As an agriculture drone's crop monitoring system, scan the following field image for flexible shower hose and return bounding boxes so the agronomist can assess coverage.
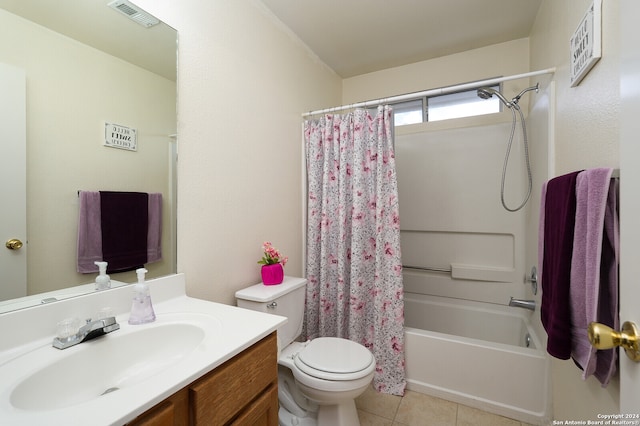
[501,103,532,212]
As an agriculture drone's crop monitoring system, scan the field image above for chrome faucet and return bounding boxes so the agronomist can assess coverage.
[52,317,120,349]
[509,297,536,311]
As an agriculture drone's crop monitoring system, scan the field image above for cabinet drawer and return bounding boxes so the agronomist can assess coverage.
[190,333,277,425]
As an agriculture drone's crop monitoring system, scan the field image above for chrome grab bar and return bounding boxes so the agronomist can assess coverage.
[402,265,451,273]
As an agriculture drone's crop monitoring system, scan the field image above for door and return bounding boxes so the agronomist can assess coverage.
[0,62,27,301]
[619,0,640,411]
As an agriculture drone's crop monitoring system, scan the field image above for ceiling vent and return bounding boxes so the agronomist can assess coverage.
[107,0,160,28]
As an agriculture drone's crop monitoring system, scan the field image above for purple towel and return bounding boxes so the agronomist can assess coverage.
[77,191,103,273]
[570,169,619,386]
[597,178,619,384]
[538,182,547,285]
[100,191,148,273]
[540,171,581,359]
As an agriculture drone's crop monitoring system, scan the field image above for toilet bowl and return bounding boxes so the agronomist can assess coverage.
[236,277,375,426]
[283,338,375,425]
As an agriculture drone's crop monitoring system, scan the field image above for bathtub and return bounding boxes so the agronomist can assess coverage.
[404,292,550,425]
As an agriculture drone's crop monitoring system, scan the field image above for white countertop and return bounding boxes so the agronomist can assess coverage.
[0,274,286,425]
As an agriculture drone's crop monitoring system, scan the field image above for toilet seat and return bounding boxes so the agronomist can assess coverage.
[294,337,375,381]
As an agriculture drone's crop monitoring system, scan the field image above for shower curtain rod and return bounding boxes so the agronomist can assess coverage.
[302,67,556,118]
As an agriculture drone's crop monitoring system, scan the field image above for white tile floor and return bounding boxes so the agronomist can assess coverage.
[355,387,535,426]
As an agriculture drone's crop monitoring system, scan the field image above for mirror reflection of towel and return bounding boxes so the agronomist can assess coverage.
[147,193,162,263]
[77,191,163,273]
[100,191,148,273]
[77,191,103,273]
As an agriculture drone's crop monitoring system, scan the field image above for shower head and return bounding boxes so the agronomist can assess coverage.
[476,87,512,108]
[476,88,492,99]
[511,83,540,105]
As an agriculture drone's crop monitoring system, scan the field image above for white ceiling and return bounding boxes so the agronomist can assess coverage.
[259,0,543,78]
[3,1,542,82]
[0,0,176,81]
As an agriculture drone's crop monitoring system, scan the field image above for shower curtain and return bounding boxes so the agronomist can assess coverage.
[304,106,406,396]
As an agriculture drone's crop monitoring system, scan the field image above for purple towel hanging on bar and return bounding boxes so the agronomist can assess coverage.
[540,171,581,360]
[100,191,148,273]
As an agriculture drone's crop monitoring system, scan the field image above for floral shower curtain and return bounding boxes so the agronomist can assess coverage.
[304,106,406,396]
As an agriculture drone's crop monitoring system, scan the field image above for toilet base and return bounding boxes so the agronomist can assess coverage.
[279,406,317,426]
[317,400,360,426]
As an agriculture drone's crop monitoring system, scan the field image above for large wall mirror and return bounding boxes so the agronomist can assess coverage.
[0,0,177,312]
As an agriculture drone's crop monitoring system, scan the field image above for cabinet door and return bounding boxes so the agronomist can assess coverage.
[127,388,189,426]
[230,384,278,426]
[190,333,277,425]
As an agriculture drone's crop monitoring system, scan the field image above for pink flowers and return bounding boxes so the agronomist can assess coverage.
[391,336,403,353]
[257,241,288,266]
[384,242,394,257]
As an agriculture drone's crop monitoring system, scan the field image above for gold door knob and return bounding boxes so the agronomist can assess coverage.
[5,239,23,250]
[588,321,640,362]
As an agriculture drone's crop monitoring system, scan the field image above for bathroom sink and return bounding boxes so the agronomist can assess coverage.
[0,274,287,426]
[8,314,217,411]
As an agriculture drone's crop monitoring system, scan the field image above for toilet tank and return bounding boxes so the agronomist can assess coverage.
[235,276,307,350]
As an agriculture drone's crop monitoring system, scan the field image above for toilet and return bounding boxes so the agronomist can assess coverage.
[235,276,375,426]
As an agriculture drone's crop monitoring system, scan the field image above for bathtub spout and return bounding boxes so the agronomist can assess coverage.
[509,297,536,311]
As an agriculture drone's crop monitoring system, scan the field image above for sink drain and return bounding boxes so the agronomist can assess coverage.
[100,387,120,396]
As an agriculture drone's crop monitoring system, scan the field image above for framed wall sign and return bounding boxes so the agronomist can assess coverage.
[570,0,602,87]
[104,122,137,151]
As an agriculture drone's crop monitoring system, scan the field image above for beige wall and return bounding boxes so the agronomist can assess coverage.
[531,0,619,175]
[0,9,176,294]
[342,38,531,107]
[530,0,621,420]
[135,0,341,305]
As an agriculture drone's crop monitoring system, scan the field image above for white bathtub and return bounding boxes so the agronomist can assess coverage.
[404,292,550,425]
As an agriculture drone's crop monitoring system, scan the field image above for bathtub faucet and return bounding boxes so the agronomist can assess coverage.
[509,297,536,311]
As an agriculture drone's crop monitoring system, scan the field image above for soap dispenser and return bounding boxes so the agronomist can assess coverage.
[128,268,156,325]
[94,261,111,290]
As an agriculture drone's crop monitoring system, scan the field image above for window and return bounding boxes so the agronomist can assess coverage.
[390,84,501,126]
[393,99,424,126]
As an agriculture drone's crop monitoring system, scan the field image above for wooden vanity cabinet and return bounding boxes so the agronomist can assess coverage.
[128,332,278,426]
[126,388,189,426]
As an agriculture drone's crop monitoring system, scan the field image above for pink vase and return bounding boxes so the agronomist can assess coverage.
[261,263,284,285]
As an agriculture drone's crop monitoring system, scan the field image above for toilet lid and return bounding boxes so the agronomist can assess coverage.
[294,337,374,381]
